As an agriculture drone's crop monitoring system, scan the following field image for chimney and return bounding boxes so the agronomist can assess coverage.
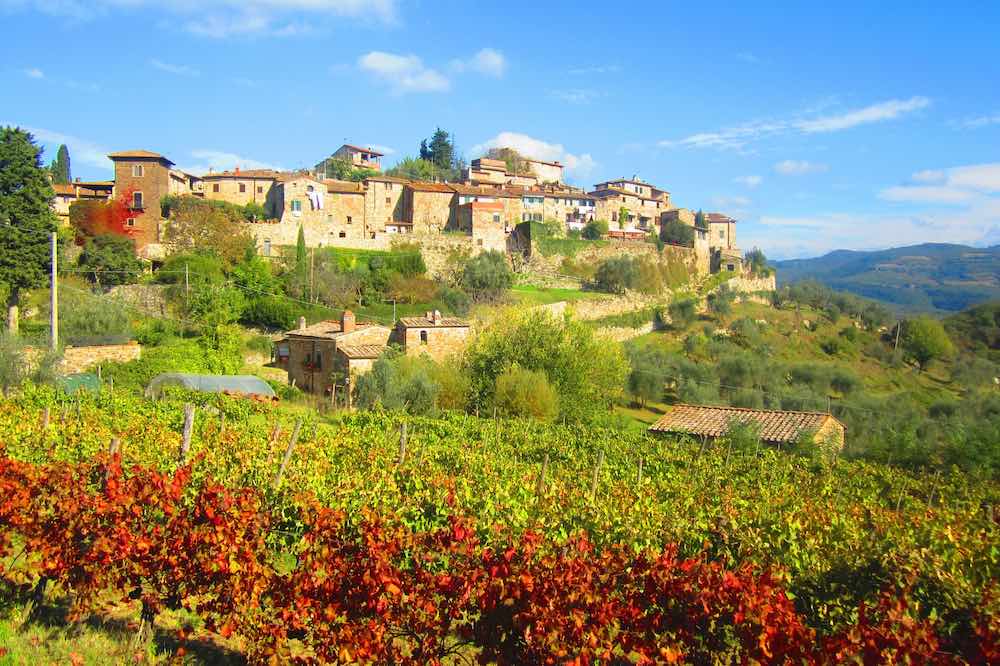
[432,309,442,325]
[341,309,356,333]
[235,165,240,174]
[298,316,307,331]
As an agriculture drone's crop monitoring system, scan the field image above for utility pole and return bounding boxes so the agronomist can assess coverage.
[392,299,397,322]
[184,263,190,304]
[894,320,902,352]
[49,232,58,350]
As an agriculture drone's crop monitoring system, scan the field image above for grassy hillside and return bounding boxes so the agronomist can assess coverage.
[772,243,1000,314]
[620,293,1000,475]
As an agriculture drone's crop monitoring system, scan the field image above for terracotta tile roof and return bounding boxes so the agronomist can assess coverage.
[525,157,563,168]
[706,213,737,223]
[398,315,469,328]
[340,144,384,157]
[649,404,842,443]
[286,320,383,340]
[365,175,410,184]
[108,150,173,164]
[276,171,321,184]
[406,181,456,193]
[338,344,388,359]
[450,183,519,198]
[201,169,284,180]
[471,158,507,170]
[52,183,76,195]
[324,179,366,194]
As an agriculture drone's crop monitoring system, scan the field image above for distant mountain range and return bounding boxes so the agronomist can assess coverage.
[772,243,1000,314]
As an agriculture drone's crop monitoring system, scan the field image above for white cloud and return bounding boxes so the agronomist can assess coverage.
[774,160,827,175]
[23,67,44,79]
[568,65,620,75]
[178,149,283,176]
[358,51,450,94]
[449,48,505,78]
[795,97,930,133]
[879,186,974,205]
[958,113,1000,129]
[2,0,397,37]
[2,124,112,171]
[471,132,597,178]
[150,59,199,76]
[734,175,762,188]
[660,97,930,151]
[549,89,600,105]
[948,163,1000,193]
[879,163,1000,204]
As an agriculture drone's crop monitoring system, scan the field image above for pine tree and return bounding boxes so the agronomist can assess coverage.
[426,128,455,172]
[0,127,58,333]
[49,144,70,184]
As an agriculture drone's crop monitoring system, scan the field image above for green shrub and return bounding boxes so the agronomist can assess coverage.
[494,365,559,421]
[594,256,639,295]
[582,219,608,240]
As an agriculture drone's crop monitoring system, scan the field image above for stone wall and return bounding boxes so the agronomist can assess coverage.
[568,292,663,322]
[595,321,657,342]
[26,342,144,375]
[107,284,169,316]
[201,175,276,207]
[726,274,777,294]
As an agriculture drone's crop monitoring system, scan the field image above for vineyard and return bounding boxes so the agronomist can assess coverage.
[0,386,998,663]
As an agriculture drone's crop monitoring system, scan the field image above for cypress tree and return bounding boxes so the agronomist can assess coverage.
[295,225,308,298]
[0,127,57,333]
[50,144,71,184]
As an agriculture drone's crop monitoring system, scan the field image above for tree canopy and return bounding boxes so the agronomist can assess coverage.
[78,234,142,288]
[901,316,955,370]
[0,127,57,331]
[418,128,465,180]
[660,218,695,247]
[461,250,512,302]
[161,195,255,267]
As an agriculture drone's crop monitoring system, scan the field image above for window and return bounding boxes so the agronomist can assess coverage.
[420,330,428,344]
[131,165,144,177]
[339,231,346,238]
[718,230,725,239]
[477,239,484,246]
[257,186,263,194]
[239,183,246,193]
[126,218,136,227]
[292,200,302,212]
[385,197,391,205]
[263,239,271,256]
[213,184,220,193]
[492,214,501,223]
[132,191,143,209]
[347,216,352,224]
[727,263,735,271]
[612,211,618,222]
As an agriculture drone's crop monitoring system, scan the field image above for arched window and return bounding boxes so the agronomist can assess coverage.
[420,330,428,344]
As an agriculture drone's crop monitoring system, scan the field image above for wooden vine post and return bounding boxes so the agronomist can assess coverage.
[535,453,550,497]
[589,450,605,503]
[397,422,408,466]
[272,419,303,490]
[179,404,195,463]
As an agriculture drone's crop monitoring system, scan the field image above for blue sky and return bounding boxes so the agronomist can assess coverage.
[2,0,999,259]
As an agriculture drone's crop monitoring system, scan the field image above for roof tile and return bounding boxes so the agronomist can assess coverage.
[649,404,842,443]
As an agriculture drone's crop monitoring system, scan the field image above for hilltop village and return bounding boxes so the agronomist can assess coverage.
[51,142,745,277]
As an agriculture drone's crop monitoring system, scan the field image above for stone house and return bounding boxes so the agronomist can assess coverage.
[648,404,845,451]
[396,310,471,361]
[51,180,113,225]
[199,168,283,208]
[107,150,197,258]
[403,182,458,234]
[525,158,564,184]
[704,213,741,273]
[332,144,383,171]
[591,178,671,233]
[466,157,539,188]
[278,311,392,395]
[365,175,409,235]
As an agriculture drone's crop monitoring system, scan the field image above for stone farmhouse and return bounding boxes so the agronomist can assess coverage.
[62,143,744,275]
[275,309,470,397]
[51,180,114,225]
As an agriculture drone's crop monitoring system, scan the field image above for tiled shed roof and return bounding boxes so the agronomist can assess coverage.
[649,404,842,443]
[340,144,384,156]
[398,315,469,328]
[338,344,387,359]
[324,179,366,194]
[286,320,383,340]
[407,181,456,193]
[706,213,736,223]
[201,169,284,180]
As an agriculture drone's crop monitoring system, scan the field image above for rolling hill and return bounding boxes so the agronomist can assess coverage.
[772,243,1000,314]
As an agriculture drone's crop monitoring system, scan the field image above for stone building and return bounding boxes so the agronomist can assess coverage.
[278,311,392,395]
[395,310,471,361]
[591,178,672,233]
[199,168,282,208]
[705,213,742,273]
[365,175,409,235]
[403,182,457,234]
[107,150,197,258]
[51,180,113,225]
[525,158,564,184]
[331,144,383,171]
[466,157,539,188]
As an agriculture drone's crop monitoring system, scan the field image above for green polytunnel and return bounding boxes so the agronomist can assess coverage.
[145,373,277,399]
